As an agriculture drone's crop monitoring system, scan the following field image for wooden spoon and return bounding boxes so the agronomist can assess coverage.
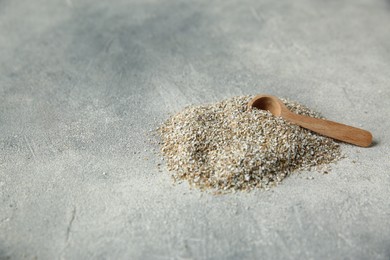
[248,94,372,147]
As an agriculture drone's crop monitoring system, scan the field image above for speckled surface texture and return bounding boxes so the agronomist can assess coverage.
[1,0,389,259]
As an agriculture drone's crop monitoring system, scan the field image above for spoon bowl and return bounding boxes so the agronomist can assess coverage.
[248,95,284,116]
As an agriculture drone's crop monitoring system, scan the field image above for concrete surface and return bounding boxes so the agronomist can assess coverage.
[1,0,390,259]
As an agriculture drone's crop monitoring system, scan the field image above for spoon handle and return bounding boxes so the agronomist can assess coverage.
[283,112,373,147]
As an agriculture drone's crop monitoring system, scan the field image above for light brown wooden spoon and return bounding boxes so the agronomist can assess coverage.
[248,94,372,147]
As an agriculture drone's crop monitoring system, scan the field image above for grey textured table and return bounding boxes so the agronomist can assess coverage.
[1,0,390,259]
